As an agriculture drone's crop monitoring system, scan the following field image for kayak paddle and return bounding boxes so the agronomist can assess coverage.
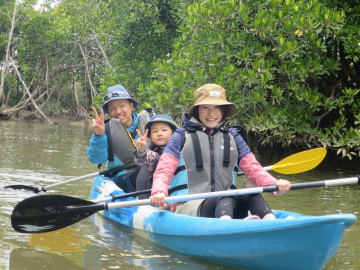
[93,146,325,204]
[4,148,326,193]
[11,176,359,234]
[4,163,137,193]
[238,147,326,176]
[91,188,152,203]
[92,147,326,203]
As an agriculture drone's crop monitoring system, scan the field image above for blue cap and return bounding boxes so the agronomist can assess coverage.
[102,84,138,113]
[145,114,178,137]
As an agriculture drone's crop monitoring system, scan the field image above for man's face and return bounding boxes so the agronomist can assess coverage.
[108,99,135,127]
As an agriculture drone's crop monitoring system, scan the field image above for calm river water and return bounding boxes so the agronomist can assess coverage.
[0,120,359,270]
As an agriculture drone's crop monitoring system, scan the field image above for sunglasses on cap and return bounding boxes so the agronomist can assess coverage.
[103,91,130,102]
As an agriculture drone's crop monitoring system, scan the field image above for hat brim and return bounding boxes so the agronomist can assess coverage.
[187,100,235,117]
[102,98,138,113]
[145,119,178,137]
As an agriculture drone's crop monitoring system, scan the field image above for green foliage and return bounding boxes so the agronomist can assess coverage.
[101,0,181,93]
[1,0,358,158]
[143,0,359,158]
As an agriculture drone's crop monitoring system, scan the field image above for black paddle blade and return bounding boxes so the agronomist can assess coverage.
[4,185,40,193]
[11,195,106,234]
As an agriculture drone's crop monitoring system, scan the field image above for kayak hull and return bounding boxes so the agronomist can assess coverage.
[89,175,356,270]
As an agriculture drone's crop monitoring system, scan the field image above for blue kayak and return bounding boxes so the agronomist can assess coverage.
[89,175,356,270]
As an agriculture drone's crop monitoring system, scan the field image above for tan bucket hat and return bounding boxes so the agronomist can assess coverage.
[187,84,235,117]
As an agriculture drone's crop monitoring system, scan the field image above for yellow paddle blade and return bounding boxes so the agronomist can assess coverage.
[271,148,327,174]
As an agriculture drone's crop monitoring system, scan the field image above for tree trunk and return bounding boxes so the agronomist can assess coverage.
[11,59,53,124]
[77,41,98,100]
[0,0,17,107]
[90,29,114,72]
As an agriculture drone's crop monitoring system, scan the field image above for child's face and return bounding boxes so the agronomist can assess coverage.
[150,122,173,147]
[198,104,223,128]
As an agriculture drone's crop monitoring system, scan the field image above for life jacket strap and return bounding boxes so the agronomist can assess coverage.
[189,130,204,171]
[223,131,230,167]
[169,184,187,195]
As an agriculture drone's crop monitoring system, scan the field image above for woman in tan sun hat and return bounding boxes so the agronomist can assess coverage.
[150,83,291,220]
[187,83,235,120]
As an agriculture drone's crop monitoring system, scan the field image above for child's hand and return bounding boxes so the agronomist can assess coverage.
[273,179,291,195]
[150,192,168,208]
[136,129,148,153]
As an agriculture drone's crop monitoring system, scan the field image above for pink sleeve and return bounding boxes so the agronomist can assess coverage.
[151,153,179,196]
[239,154,277,187]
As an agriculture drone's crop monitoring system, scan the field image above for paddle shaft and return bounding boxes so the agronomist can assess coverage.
[5,148,325,193]
[92,189,152,203]
[5,163,137,193]
[238,166,271,176]
[11,176,359,234]
[105,176,360,209]
[95,175,360,206]
[56,148,326,196]
[44,163,139,191]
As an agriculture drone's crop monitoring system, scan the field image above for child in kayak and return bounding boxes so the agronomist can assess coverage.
[150,84,291,219]
[134,115,178,199]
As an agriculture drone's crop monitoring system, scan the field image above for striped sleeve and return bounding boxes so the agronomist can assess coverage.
[151,153,180,196]
[151,129,185,196]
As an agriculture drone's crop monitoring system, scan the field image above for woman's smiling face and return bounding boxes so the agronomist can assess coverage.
[198,104,223,128]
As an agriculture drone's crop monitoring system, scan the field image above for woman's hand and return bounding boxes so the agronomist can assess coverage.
[91,107,105,136]
[274,179,291,195]
[136,128,148,154]
[150,192,168,208]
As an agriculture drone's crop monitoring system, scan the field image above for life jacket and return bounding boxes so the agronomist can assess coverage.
[169,127,239,197]
[101,118,137,168]
[135,145,164,198]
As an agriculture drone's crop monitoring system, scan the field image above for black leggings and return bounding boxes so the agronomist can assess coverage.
[199,194,273,219]
[115,167,141,193]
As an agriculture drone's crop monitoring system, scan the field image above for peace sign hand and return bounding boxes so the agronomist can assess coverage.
[136,128,148,154]
[91,107,105,136]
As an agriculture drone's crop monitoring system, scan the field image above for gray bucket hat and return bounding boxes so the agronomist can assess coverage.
[102,84,138,113]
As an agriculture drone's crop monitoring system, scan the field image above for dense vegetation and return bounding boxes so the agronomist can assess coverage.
[0,0,359,159]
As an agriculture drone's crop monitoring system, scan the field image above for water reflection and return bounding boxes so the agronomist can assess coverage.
[10,248,83,270]
[87,214,227,269]
[29,228,92,252]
